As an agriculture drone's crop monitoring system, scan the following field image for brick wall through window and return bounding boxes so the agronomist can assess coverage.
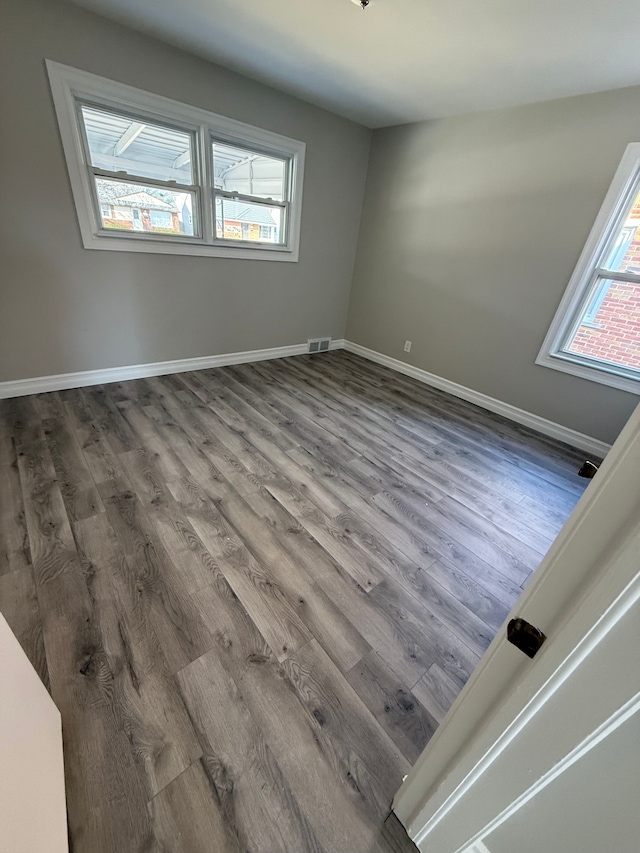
[567,199,640,370]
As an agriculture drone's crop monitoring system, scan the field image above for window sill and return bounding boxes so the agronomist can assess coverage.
[80,230,299,261]
[535,351,640,395]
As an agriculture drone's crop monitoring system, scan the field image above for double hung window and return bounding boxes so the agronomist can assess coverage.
[537,143,640,393]
[47,61,305,261]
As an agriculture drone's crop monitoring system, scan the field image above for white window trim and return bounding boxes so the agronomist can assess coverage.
[536,143,640,395]
[46,60,305,262]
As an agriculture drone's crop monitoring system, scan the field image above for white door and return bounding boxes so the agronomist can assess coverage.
[393,404,640,852]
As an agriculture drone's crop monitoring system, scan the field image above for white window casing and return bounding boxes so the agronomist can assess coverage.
[536,143,640,394]
[46,60,305,261]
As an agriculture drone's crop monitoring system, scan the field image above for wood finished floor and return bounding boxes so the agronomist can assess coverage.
[0,351,588,853]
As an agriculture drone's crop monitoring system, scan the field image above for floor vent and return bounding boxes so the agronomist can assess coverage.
[307,337,332,354]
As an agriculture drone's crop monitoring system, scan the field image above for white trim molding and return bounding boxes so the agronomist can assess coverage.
[0,336,611,458]
[343,340,611,457]
[0,340,344,399]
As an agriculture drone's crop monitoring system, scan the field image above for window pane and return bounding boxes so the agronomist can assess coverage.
[212,140,286,200]
[564,277,640,372]
[81,106,194,185]
[601,187,640,274]
[215,197,283,243]
[95,178,196,236]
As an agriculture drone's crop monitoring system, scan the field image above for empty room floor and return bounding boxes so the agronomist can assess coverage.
[0,351,587,852]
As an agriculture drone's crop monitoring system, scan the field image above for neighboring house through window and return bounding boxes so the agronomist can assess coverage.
[537,143,640,393]
[46,61,305,261]
[214,199,278,243]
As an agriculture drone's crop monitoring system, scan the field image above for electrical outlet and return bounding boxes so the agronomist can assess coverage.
[404,340,412,353]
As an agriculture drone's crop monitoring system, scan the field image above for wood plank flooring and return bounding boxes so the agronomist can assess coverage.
[0,351,588,852]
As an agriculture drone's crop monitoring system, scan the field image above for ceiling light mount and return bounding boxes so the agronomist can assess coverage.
[350,0,370,8]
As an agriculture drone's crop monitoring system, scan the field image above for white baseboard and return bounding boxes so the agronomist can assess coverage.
[0,341,346,400]
[342,340,611,457]
[0,335,608,457]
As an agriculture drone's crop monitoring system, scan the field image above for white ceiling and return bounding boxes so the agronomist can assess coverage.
[70,0,640,128]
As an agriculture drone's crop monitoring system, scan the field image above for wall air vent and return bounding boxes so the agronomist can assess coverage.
[307,337,332,354]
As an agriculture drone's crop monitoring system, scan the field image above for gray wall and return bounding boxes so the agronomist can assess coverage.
[346,90,640,445]
[2,0,638,445]
[0,0,370,382]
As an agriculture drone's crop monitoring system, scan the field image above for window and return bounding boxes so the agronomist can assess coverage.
[46,61,305,261]
[537,143,640,393]
[212,140,286,245]
[81,104,197,238]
